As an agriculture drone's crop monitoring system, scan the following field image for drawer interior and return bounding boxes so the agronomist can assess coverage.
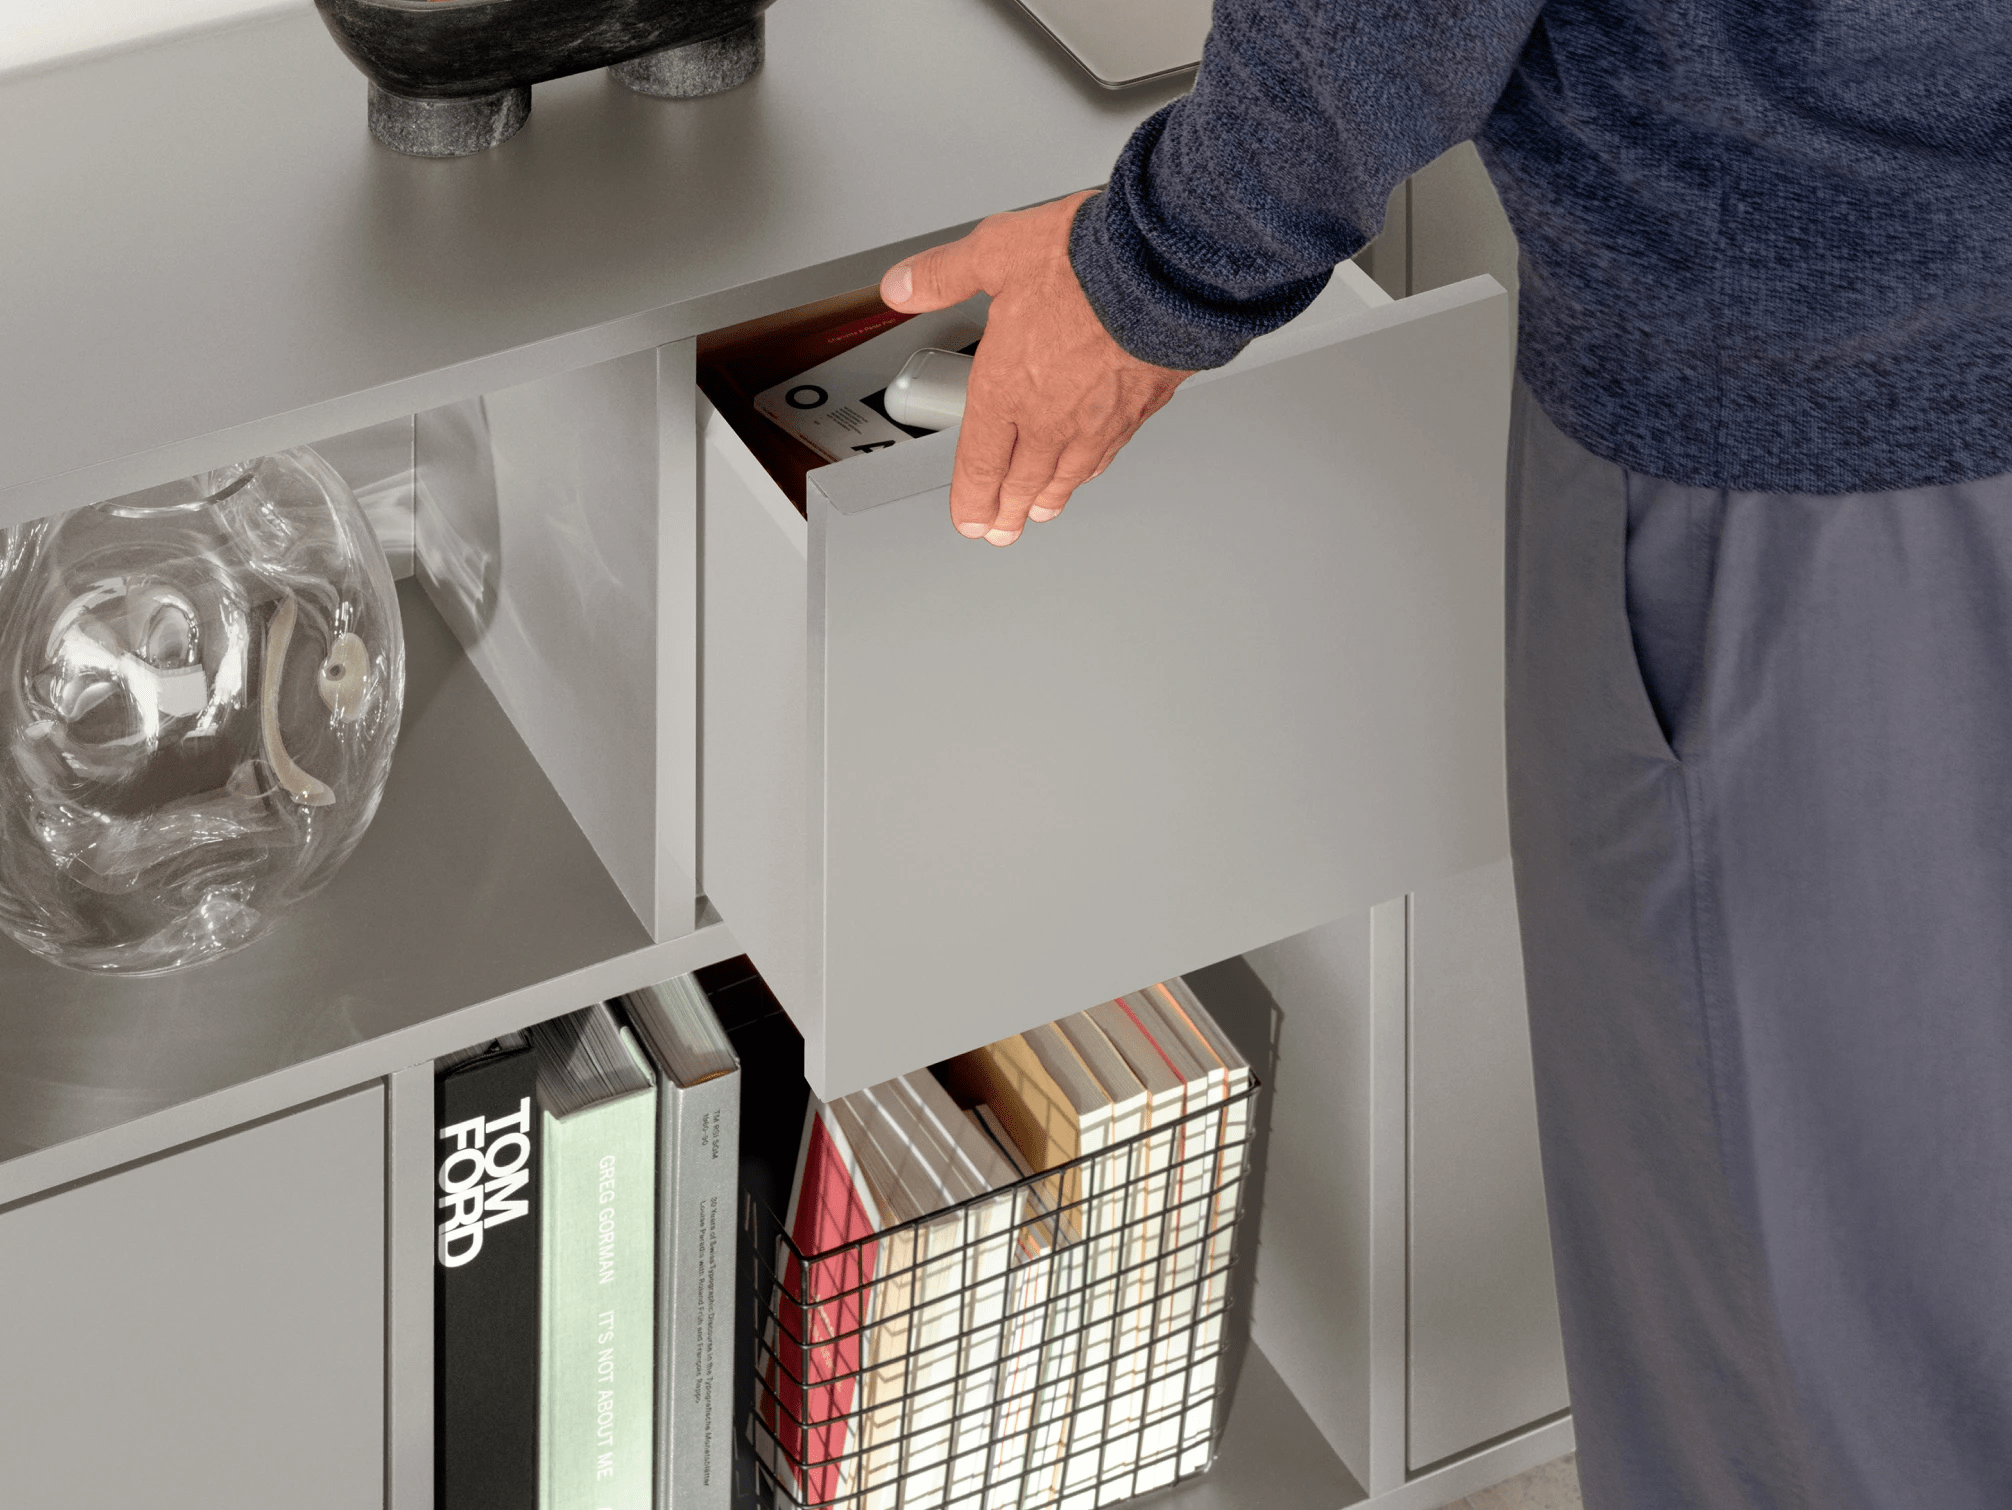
[699,285,917,513]
[698,284,988,513]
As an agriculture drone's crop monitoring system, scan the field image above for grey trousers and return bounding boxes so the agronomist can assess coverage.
[1506,385,2012,1510]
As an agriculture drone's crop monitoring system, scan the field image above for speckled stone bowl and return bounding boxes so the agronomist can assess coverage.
[315,0,776,156]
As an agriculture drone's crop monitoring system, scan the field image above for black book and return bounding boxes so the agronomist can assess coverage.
[435,1036,541,1510]
[699,958,813,1510]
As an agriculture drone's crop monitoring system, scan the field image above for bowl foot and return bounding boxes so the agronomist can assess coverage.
[367,82,532,157]
[611,17,764,98]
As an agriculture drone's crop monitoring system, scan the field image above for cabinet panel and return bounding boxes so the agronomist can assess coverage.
[701,414,812,1020]
[0,1087,386,1509]
[1407,143,1520,302]
[416,343,699,942]
[1407,858,1568,1468]
[704,271,1513,1096]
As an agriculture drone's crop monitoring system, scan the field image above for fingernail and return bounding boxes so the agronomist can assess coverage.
[1029,506,1060,523]
[885,264,913,305]
[985,527,1021,547]
[956,521,989,539]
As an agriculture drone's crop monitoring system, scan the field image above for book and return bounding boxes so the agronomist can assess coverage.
[1149,978,1253,1263]
[825,1092,924,1510]
[765,1099,884,1508]
[1083,987,1245,1491]
[895,1069,1018,1196]
[531,1004,660,1510]
[888,1067,1026,1502]
[1147,978,1252,1475]
[1002,1027,1119,1501]
[1048,1017,1148,1509]
[1118,990,1217,1364]
[619,975,743,1510]
[753,299,987,463]
[942,1027,1111,1228]
[698,958,809,1510]
[1123,989,1228,1479]
[878,1077,1025,1510]
[834,1075,1023,1510]
[1078,999,1195,1499]
[970,1106,1078,1510]
[436,1033,542,1510]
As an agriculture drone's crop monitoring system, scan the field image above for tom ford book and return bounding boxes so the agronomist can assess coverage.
[435,1034,542,1510]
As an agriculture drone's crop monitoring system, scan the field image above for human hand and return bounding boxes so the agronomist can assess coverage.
[880,191,1193,546]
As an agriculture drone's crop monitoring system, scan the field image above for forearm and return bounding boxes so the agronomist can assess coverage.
[1073,0,1547,369]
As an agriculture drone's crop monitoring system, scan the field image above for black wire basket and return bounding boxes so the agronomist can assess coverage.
[743,1082,1258,1510]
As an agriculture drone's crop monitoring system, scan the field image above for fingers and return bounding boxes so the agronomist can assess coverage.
[882,233,986,314]
[948,405,1019,539]
[987,433,1070,544]
[952,431,1103,541]
[1028,437,1108,523]
[885,190,1195,547]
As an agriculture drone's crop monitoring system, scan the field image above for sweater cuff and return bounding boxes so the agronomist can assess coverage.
[1068,106,1334,371]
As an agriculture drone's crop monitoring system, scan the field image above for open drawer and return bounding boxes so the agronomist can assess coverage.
[701,267,1514,1097]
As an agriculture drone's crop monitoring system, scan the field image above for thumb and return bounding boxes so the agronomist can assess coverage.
[881,235,985,313]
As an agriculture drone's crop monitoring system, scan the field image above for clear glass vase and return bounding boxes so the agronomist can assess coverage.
[0,448,404,974]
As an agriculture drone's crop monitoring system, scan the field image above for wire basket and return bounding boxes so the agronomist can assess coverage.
[745,1082,1258,1510]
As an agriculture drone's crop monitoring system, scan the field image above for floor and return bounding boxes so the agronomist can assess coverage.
[1448,1454,1582,1510]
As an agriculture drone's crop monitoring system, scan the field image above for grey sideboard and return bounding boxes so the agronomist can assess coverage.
[0,5,1570,1507]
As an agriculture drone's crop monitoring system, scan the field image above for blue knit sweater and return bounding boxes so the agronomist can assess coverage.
[1069,0,2012,494]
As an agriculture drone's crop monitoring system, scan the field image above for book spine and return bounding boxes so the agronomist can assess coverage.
[1101,1100,1174,1503]
[985,1241,1060,1509]
[856,1229,921,1510]
[1142,1087,1220,1487]
[1062,1143,1126,1510]
[437,1052,541,1510]
[1059,1119,1115,1500]
[1179,1068,1251,1477]
[901,1215,969,1504]
[1027,1238,1090,1503]
[654,1086,682,1510]
[661,1070,739,1510]
[948,1194,1016,1507]
[542,1090,659,1510]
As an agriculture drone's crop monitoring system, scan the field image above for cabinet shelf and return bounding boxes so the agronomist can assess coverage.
[0,579,739,1206]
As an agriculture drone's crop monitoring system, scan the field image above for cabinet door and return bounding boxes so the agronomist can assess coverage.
[705,271,1512,1096]
[0,1087,386,1509]
[1407,859,1569,1467]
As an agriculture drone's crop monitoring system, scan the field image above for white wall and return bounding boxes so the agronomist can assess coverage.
[0,0,300,78]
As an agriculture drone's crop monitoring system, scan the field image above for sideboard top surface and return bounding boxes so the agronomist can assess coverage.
[0,0,1185,528]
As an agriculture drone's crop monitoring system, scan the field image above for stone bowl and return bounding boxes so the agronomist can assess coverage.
[314,0,776,156]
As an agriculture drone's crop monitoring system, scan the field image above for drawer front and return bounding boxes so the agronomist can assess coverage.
[0,1087,386,1508]
[706,276,1512,1096]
